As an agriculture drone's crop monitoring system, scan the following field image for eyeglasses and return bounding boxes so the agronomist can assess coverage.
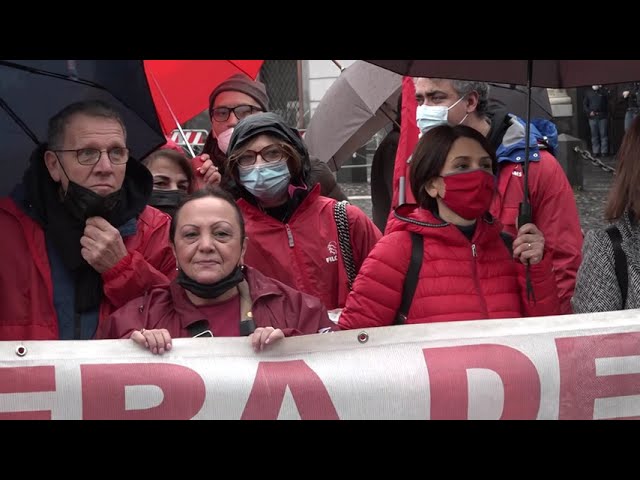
[230,144,291,168]
[53,147,130,165]
[211,105,262,122]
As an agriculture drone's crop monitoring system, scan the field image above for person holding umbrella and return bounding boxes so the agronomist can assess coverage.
[338,125,561,329]
[197,73,348,202]
[413,78,582,314]
[0,100,177,340]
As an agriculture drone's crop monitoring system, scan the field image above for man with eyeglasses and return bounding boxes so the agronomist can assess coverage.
[198,73,348,201]
[0,100,176,340]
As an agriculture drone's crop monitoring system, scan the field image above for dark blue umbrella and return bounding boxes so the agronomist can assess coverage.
[0,60,166,195]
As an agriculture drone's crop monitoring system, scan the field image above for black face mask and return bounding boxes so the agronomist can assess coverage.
[177,265,245,299]
[62,180,123,221]
[149,189,186,217]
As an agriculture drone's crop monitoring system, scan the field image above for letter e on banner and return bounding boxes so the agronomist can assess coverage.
[242,360,339,420]
[423,344,540,420]
[0,366,56,420]
[81,363,205,420]
[557,332,640,420]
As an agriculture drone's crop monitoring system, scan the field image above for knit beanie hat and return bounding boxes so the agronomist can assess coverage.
[208,73,269,117]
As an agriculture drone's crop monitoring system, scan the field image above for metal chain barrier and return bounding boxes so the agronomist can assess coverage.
[573,146,616,174]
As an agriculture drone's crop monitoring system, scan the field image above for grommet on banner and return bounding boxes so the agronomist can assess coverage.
[15,345,27,357]
[357,331,369,344]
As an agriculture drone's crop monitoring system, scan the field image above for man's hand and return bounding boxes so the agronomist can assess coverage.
[81,217,128,273]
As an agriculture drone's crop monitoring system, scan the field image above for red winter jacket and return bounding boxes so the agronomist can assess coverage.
[0,198,176,340]
[97,266,335,339]
[490,150,582,314]
[338,205,561,329]
[238,185,381,310]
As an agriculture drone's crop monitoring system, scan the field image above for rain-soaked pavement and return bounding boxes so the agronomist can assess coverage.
[339,154,616,236]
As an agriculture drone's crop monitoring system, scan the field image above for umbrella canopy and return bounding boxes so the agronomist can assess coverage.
[144,60,264,134]
[488,83,552,119]
[304,61,402,171]
[0,60,166,196]
[365,60,640,88]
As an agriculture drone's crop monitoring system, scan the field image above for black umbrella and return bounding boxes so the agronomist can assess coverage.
[366,59,640,231]
[0,60,166,195]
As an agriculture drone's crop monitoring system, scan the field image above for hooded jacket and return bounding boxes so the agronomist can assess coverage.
[0,146,176,340]
[488,110,582,314]
[97,266,334,339]
[338,205,561,329]
[200,115,347,201]
[227,113,381,309]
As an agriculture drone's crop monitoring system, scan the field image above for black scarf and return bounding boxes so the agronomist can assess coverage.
[21,144,153,313]
[177,265,245,299]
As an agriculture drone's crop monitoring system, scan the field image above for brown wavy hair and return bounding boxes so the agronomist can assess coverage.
[605,116,640,221]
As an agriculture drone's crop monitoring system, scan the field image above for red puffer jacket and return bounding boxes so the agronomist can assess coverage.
[338,205,561,329]
[238,185,381,310]
[0,198,176,340]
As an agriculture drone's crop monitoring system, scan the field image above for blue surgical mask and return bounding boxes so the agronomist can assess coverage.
[416,95,468,133]
[238,161,291,203]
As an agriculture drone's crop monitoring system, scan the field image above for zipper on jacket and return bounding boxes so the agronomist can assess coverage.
[285,224,294,247]
[470,243,489,317]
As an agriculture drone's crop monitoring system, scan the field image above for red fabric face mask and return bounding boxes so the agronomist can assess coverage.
[440,169,495,220]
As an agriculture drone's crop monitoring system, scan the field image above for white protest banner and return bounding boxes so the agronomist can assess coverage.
[1,309,640,419]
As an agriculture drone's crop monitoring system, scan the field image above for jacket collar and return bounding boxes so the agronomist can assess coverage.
[169,265,283,331]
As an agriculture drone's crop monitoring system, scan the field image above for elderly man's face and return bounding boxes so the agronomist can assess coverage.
[44,113,128,196]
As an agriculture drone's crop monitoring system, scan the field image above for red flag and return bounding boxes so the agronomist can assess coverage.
[386,77,420,234]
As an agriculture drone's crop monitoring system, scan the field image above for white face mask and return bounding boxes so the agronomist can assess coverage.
[592,85,600,91]
[416,95,468,133]
[216,128,234,154]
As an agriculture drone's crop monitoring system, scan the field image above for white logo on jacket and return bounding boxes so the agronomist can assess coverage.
[326,241,338,263]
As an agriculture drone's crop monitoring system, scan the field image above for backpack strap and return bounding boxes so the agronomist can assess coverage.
[333,200,357,289]
[605,225,628,308]
[394,232,424,325]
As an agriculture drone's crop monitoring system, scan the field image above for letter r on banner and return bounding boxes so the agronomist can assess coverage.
[423,344,541,420]
[81,363,206,420]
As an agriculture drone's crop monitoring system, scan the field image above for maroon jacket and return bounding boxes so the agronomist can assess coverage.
[97,266,334,339]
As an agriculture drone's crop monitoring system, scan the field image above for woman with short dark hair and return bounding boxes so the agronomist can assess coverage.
[98,186,334,354]
[338,124,560,329]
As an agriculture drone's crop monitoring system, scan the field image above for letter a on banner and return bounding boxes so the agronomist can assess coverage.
[242,360,339,420]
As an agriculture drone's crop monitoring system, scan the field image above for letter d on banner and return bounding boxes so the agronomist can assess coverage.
[423,344,541,420]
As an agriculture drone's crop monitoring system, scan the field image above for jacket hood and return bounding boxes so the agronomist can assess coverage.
[490,111,558,164]
[227,112,311,186]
